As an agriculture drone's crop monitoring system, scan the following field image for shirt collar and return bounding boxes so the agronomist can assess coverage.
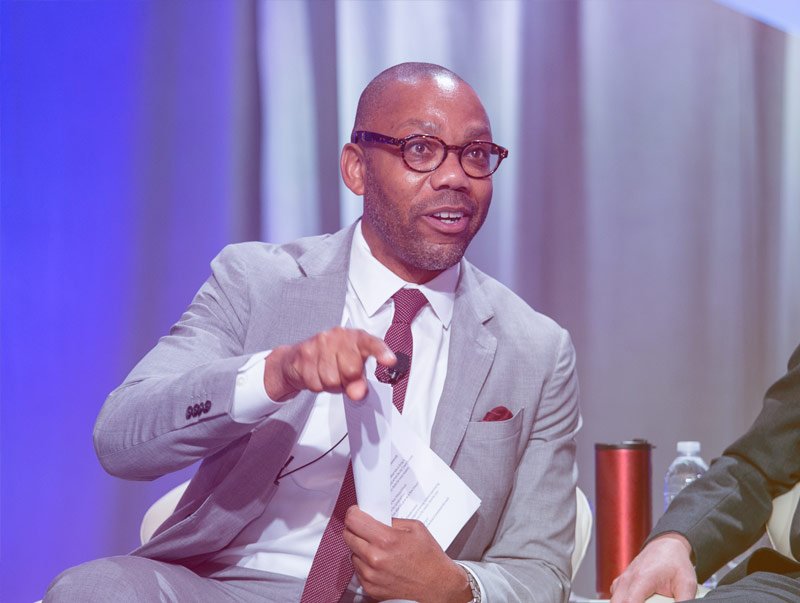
[349,220,458,329]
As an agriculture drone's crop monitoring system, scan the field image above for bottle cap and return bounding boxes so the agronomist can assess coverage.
[677,440,701,455]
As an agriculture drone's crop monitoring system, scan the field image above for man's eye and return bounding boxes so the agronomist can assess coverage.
[408,141,434,155]
[464,144,492,166]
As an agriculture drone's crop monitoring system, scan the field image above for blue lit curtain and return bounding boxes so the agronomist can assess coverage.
[2,1,799,600]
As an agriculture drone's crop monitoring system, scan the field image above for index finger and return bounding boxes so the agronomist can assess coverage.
[354,330,396,366]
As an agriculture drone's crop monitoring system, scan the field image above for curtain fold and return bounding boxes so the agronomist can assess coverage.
[3,1,799,601]
[258,1,800,594]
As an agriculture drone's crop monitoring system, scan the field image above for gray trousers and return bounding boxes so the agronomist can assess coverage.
[43,556,306,603]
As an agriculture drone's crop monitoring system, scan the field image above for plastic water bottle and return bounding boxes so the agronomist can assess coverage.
[663,441,709,512]
[663,441,719,587]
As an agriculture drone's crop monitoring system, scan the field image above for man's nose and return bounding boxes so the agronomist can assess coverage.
[429,148,470,191]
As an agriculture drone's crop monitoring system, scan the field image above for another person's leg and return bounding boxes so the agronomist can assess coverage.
[44,555,304,603]
[701,571,800,602]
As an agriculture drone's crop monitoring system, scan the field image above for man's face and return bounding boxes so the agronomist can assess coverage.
[358,77,494,283]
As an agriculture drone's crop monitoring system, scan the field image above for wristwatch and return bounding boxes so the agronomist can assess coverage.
[465,569,482,603]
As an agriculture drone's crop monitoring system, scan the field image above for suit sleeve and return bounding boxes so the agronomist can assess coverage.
[462,328,582,603]
[93,245,277,481]
[651,343,800,581]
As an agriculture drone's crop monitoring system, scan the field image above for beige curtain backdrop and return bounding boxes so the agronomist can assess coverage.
[258,0,800,595]
[6,1,798,601]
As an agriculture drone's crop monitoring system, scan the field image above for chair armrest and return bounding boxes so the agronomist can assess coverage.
[139,480,190,544]
[766,481,800,561]
[573,486,593,577]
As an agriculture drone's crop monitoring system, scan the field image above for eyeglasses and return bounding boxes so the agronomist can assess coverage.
[351,130,508,179]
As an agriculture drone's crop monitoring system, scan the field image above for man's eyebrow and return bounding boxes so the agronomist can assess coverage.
[393,120,492,140]
[463,125,492,140]
[394,119,440,134]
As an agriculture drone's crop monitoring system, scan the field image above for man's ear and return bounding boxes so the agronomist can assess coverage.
[340,143,366,196]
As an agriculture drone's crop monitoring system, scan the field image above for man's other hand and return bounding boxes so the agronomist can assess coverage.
[610,533,698,603]
[343,506,473,603]
[264,327,396,402]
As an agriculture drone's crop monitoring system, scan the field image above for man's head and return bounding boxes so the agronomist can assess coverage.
[341,63,504,284]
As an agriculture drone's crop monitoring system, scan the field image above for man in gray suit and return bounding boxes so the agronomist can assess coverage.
[610,343,800,602]
[45,62,581,603]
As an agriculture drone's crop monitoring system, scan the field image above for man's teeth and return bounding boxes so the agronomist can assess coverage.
[432,211,464,224]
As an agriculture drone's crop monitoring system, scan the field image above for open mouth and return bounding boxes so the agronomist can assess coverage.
[432,211,464,224]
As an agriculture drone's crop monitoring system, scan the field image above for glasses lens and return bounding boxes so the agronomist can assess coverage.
[403,136,445,172]
[461,142,500,178]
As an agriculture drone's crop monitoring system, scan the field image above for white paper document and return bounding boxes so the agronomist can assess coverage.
[343,379,394,526]
[343,380,481,550]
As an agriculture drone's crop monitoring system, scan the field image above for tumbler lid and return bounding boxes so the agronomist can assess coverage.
[595,438,653,450]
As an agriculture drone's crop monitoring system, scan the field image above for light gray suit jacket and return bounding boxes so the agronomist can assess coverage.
[94,224,581,602]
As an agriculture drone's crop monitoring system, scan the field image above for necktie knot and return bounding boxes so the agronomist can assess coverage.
[391,288,428,325]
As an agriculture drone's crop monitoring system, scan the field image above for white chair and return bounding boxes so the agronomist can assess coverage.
[573,486,593,577]
[138,484,594,603]
[33,485,590,603]
[766,480,800,561]
[139,480,190,544]
[140,482,594,580]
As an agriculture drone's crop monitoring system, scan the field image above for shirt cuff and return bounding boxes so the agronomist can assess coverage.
[231,351,286,423]
[456,562,485,603]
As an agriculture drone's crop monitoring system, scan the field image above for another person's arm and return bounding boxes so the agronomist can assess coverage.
[610,343,800,603]
[609,533,697,603]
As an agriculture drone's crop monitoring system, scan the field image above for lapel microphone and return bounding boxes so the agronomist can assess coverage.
[377,352,410,385]
[276,351,411,485]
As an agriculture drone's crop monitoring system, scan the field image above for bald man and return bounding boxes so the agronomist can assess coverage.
[45,63,581,603]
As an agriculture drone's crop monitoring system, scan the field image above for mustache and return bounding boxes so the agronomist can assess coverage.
[413,191,477,214]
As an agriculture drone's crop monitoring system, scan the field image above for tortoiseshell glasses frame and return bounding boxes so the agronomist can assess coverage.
[351,130,509,178]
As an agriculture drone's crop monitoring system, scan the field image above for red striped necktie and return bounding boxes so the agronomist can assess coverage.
[299,288,428,603]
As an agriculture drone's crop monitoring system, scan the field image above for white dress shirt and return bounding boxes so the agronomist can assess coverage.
[210,221,458,591]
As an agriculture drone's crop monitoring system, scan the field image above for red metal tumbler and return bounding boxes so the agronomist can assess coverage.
[595,439,653,599]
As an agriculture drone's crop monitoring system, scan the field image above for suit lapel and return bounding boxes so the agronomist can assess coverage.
[430,263,497,465]
[271,226,356,345]
[277,234,497,470]
[258,232,496,473]
[276,275,348,342]
[259,224,356,441]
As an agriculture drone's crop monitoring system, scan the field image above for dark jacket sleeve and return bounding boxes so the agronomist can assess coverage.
[650,343,800,581]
